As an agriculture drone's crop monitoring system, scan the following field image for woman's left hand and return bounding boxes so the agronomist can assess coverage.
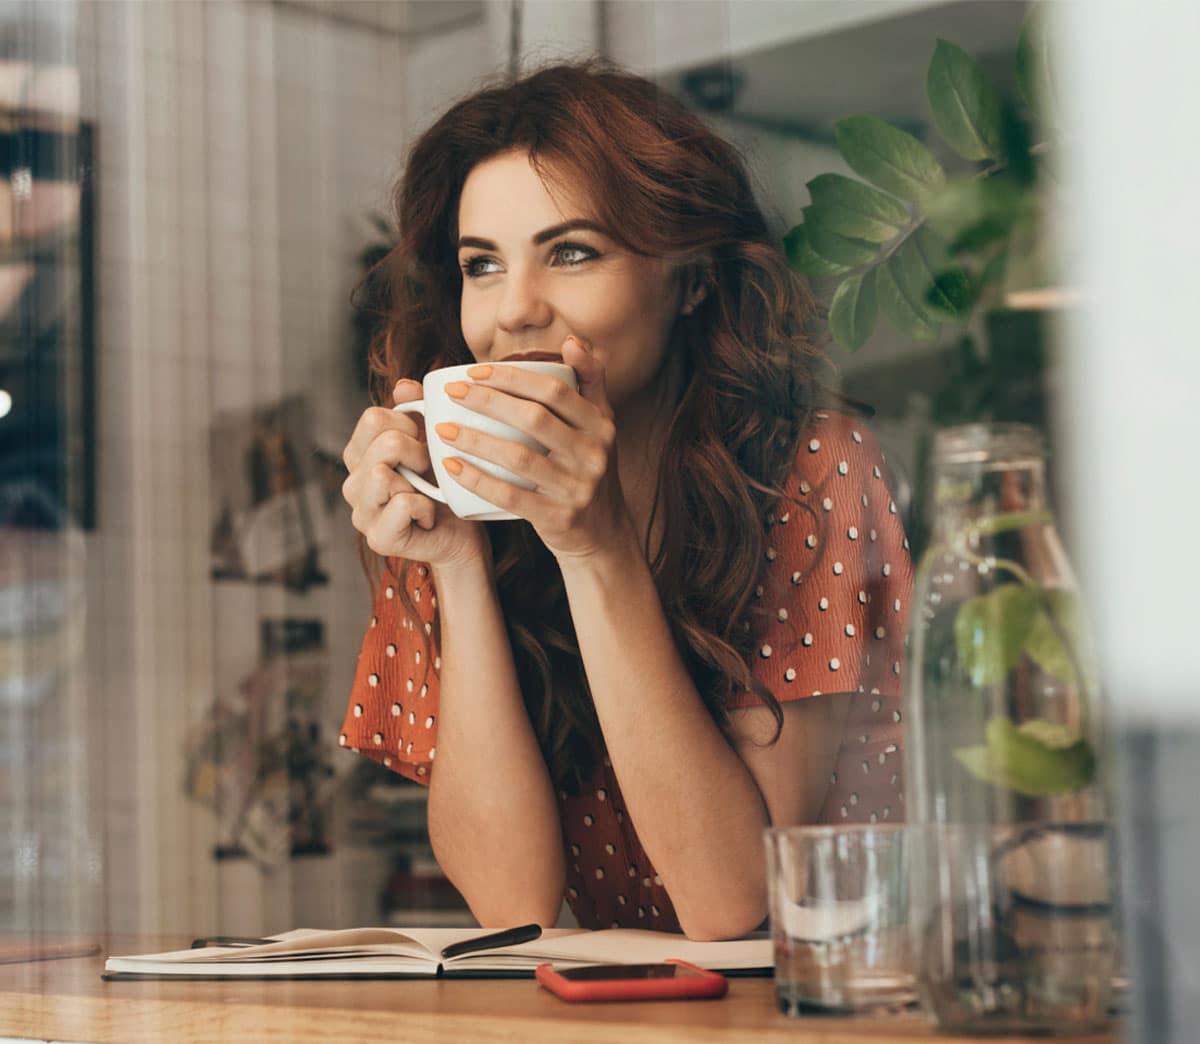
[437,335,633,560]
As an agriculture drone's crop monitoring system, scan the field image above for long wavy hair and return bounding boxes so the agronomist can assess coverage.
[361,60,835,790]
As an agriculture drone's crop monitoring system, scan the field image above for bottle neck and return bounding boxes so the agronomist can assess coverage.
[930,457,1049,541]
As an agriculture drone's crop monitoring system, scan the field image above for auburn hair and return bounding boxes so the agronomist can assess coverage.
[359,60,835,790]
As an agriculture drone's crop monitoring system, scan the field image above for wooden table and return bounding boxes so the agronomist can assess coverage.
[0,935,1120,1043]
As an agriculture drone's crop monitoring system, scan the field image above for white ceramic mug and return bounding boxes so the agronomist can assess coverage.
[393,361,578,522]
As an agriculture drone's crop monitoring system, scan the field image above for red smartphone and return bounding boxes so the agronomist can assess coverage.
[534,960,728,1002]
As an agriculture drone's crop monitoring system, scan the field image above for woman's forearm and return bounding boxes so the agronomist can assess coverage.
[426,552,564,927]
[558,526,772,940]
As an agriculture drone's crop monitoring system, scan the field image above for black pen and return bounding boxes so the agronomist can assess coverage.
[440,923,542,960]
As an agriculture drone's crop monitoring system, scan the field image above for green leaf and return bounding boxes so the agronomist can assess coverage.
[954,716,1096,796]
[877,256,940,342]
[1016,5,1060,130]
[829,269,878,352]
[1017,719,1079,751]
[926,39,1005,162]
[909,225,973,319]
[1025,589,1098,694]
[953,583,1039,686]
[834,115,947,202]
[890,235,949,330]
[806,174,910,244]
[924,176,1030,255]
[783,224,851,278]
[803,206,880,267]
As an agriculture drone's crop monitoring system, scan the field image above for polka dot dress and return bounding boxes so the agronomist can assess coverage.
[340,411,914,932]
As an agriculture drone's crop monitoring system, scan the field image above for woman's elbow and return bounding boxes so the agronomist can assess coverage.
[677,901,767,942]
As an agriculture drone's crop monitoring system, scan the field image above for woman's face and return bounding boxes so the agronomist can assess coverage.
[456,150,686,410]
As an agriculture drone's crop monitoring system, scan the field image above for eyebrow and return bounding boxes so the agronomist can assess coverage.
[457,220,607,252]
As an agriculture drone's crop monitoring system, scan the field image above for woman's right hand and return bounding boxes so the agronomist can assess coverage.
[342,379,489,569]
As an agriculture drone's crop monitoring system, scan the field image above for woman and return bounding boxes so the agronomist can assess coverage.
[339,61,912,940]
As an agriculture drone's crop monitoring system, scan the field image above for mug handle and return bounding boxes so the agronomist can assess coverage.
[392,401,447,505]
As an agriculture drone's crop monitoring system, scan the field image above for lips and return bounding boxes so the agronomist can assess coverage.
[499,350,564,363]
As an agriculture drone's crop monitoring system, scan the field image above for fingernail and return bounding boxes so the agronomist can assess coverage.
[396,378,421,388]
[466,364,492,380]
[445,381,469,399]
[443,458,463,475]
[434,422,459,442]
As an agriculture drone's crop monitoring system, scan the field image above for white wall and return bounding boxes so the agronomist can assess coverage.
[76,0,411,934]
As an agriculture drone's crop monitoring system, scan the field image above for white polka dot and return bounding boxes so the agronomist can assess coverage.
[385,587,394,600]
[870,528,878,542]
[754,584,764,598]
[372,732,383,746]
[584,815,595,827]
[805,534,817,549]
[777,608,788,622]
[875,627,886,639]
[435,656,441,669]
[818,597,829,611]
[852,431,863,444]
[420,684,428,697]
[837,461,849,476]
[353,704,363,717]
[893,661,901,675]
[870,812,879,823]
[654,875,663,887]
[406,678,414,692]
[414,588,421,602]
[822,497,834,511]
[643,877,653,888]
[858,590,867,605]
[370,616,377,628]
[408,711,416,725]
[638,908,646,919]
[889,501,897,514]
[424,622,432,635]
[628,866,637,878]
[416,765,426,776]
[784,667,796,682]
[791,571,802,584]
[368,674,379,687]
[893,710,902,722]
[882,563,891,577]
[845,624,855,637]
[597,788,608,802]
[765,547,777,561]
[338,733,347,746]
[760,644,773,658]
[605,843,615,854]
[429,747,436,760]
[651,905,661,917]
[832,561,844,575]
[383,756,392,767]
[808,439,820,452]
[840,805,848,818]
[849,792,859,806]
[617,895,627,905]
[799,480,811,495]
[829,657,841,671]
[873,465,882,479]
[871,699,882,712]
[780,512,790,524]
[847,527,858,540]
[568,887,579,899]
[415,650,422,664]
[893,599,901,612]
[425,715,434,728]
[595,868,605,880]
[418,566,428,577]
[386,644,397,658]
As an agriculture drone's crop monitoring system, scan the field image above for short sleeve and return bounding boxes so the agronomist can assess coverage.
[339,559,441,785]
[729,412,914,707]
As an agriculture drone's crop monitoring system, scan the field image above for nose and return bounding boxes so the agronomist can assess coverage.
[495,262,553,335]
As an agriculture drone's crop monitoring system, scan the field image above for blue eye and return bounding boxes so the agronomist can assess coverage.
[458,256,496,278]
[552,242,598,266]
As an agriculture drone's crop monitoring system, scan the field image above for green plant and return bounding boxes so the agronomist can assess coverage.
[784,6,1058,355]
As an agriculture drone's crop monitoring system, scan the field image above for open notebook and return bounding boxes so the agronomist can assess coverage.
[103,926,772,980]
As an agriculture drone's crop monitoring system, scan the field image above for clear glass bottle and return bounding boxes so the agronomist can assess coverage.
[904,423,1114,1034]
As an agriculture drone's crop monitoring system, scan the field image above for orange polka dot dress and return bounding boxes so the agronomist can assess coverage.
[339,411,913,932]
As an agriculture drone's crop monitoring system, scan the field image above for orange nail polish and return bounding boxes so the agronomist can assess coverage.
[467,364,492,380]
[443,458,464,475]
[434,422,459,442]
[446,381,469,399]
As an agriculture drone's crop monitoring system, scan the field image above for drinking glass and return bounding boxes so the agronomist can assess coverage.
[765,824,915,1015]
